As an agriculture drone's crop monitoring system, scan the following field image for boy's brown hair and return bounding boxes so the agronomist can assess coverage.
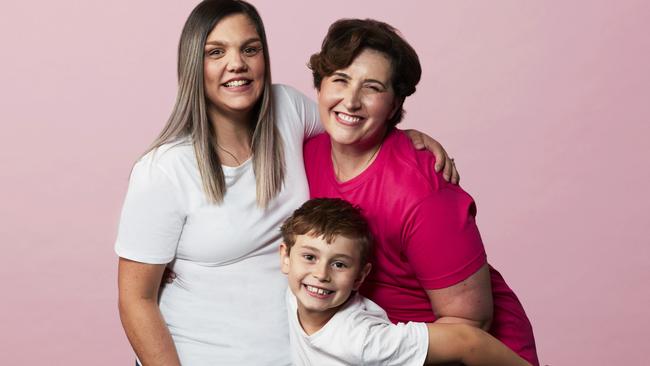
[280,198,373,265]
[308,18,422,128]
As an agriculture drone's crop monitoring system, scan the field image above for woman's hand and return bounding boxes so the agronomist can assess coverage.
[404,129,460,184]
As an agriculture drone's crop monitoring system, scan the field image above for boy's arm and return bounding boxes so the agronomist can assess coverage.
[424,323,531,366]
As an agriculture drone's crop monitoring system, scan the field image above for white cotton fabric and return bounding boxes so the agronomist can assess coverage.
[286,289,429,366]
[115,84,322,366]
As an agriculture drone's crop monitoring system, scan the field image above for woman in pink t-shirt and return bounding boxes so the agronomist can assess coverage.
[303,19,539,365]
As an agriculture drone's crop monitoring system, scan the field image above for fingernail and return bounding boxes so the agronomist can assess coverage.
[435,164,441,172]
[443,174,450,181]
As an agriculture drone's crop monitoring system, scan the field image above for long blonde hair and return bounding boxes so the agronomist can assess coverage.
[148,0,285,208]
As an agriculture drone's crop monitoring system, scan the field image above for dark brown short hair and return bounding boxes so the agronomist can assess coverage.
[309,18,422,128]
[280,198,373,265]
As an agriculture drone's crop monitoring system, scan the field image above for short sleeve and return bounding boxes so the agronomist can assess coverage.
[362,321,429,366]
[276,84,323,138]
[403,187,487,289]
[114,156,186,264]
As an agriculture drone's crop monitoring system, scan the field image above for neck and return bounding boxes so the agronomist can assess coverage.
[296,305,337,336]
[208,107,254,165]
[330,132,386,183]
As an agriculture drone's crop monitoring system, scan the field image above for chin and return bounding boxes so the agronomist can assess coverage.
[327,129,359,145]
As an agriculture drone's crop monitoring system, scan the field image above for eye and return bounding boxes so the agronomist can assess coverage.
[364,84,382,92]
[331,261,348,269]
[332,78,347,84]
[302,254,316,262]
[206,48,225,58]
[243,46,262,56]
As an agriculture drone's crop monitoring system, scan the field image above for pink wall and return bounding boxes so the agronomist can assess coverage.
[2,0,648,364]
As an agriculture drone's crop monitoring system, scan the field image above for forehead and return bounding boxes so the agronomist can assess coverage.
[337,49,393,82]
[206,13,260,44]
[294,234,362,259]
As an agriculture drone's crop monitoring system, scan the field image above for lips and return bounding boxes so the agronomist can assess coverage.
[222,79,252,87]
[304,284,334,297]
[334,111,364,126]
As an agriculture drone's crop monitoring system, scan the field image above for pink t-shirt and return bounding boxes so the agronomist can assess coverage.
[304,130,539,365]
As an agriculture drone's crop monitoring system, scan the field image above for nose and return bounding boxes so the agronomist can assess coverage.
[312,262,330,282]
[343,86,362,111]
[226,51,248,73]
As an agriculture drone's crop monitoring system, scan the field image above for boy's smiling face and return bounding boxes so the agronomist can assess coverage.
[281,233,371,323]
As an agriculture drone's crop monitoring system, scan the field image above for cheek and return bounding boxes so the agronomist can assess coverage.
[251,56,266,78]
[367,96,396,122]
[318,85,341,114]
[203,62,222,86]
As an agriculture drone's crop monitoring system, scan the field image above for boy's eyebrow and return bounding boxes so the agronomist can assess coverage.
[331,253,355,261]
[300,244,321,253]
[300,245,356,261]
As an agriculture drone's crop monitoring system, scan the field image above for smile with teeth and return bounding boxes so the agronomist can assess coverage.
[336,112,362,123]
[223,79,251,87]
[304,284,334,296]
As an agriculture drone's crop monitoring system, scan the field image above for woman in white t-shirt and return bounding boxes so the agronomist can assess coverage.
[115,1,457,365]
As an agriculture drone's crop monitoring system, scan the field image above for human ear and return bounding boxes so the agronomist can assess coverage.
[352,263,372,291]
[279,243,291,275]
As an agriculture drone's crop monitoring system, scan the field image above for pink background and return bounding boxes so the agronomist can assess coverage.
[1,0,648,364]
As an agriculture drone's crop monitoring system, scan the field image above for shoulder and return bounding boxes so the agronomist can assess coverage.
[385,129,439,182]
[387,129,474,201]
[134,138,195,183]
[344,295,429,365]
[303,133,330,169]
[271,84,310,132]
[338,294,392,328]
[272,83,309,99]
[272,84,312,108]
[304,132,329,151]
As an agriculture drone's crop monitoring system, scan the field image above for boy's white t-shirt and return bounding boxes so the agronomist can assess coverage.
[286,288,429,366]
[115,84,322,366]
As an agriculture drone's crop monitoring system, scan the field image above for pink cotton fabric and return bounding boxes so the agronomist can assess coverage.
[304,130,539,365]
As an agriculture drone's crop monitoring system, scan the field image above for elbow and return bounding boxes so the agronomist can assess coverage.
[117,290,157,320]
[455,324,484,360]
[118,293,135,323]
[478,314,493,331]
[117,294,130,316]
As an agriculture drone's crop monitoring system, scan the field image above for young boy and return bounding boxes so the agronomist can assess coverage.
[280,198,532,366]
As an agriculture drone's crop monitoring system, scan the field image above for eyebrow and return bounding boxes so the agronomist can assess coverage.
[332,72,387,89]
[300,244,356,261]
[299,244,321,253]
[205,37,262,47]
[331,253,355,262]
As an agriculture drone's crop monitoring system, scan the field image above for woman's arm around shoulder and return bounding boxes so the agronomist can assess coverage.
[403,129,459,184]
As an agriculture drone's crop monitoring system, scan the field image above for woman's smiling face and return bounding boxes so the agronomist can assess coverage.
[203,13,266,120]
[317,49,398,149]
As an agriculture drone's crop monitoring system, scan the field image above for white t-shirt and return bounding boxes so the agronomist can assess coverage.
[115,84,322,366]
[286,289,429,366]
